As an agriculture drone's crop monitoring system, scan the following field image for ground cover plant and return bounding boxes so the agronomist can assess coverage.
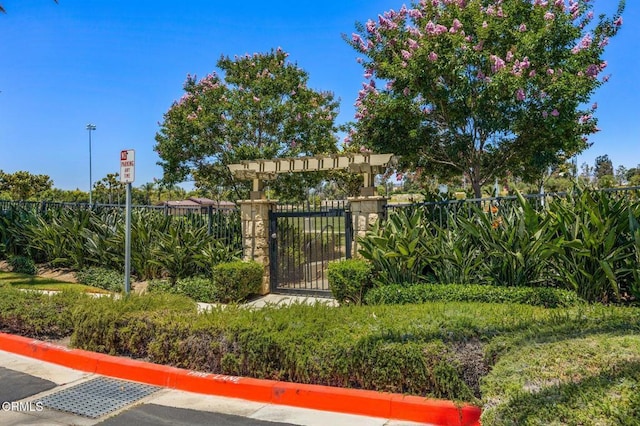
[0,286,639,424]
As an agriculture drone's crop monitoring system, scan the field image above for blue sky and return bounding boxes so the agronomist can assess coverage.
[0,0,638,191]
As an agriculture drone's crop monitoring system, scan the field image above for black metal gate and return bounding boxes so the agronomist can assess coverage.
[269,202,352,295]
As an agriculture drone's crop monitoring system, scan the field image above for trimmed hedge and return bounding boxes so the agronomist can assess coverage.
[327,259,373,305]
[212,261,263,303]
[364,283,585,308]
[148,261,263,303]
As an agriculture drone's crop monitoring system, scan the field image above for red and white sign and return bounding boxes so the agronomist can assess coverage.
[120,149,135,183]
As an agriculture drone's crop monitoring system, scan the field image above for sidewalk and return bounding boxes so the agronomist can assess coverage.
[0,349,427,426]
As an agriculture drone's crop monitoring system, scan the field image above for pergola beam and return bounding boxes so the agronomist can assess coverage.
[228,153,395,199]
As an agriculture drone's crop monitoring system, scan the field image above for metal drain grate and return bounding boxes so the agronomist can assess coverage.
[37,376,159,419]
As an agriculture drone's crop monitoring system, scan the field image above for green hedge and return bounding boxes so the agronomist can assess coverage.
[148,261,263,303]
[212,261,263,303]
[327,259,373,305]
[364,283,585,308]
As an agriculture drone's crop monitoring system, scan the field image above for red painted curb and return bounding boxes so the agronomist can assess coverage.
[0,333,481,425]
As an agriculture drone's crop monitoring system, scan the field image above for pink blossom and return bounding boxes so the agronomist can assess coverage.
[542,111,548,118]
[253,96,260,102]
[599,37,610,48]
[352,33,363,44]
[428,51,438,62]
[408,8,423,19]
[473,41,484,51]
[547,68,555,75]
[585,64,599,78]
[544,12,555,21]
[366,19,376,33]
[506,51,514,62]
[403,87,410,96]
[614,17,623,27]
[592,102,598,110]
[578,114,592,124]
[450,19,463,33]
[551,109,559,117]
[519,23,527,32]
[402,49,412,60]
[516,88,526,101]
[482,21,488,28]
[602,74,611,82]
[407,38,419,50]
[529,70,536,77]
[490,55,506,72]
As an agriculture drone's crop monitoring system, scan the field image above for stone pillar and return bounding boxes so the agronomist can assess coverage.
[347,196,388,257]
[238,199,277,295]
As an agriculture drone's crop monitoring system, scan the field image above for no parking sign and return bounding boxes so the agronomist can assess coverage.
[120,150,135,183]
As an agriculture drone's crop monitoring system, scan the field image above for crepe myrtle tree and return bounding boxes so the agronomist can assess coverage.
[346,0,625,198]
[155,48,340,201]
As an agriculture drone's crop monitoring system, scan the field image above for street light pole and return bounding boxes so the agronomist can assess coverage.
[86,124,96,204]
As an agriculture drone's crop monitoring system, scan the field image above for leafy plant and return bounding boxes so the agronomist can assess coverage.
[548,188,637,303]
[75,267,123,293]
[7,255,37,275]
[358,208,431,285]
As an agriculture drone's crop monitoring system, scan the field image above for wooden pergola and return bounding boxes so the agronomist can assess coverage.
[228,153,395,199]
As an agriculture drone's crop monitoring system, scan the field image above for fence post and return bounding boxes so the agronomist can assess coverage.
[238,199,278,295]
[347,195,388,257]
[207,205,213,236]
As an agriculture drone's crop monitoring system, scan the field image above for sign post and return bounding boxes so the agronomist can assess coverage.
[120,150,135,294]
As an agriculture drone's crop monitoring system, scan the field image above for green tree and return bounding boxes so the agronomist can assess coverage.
[0,170,52,200]
[594,154,614,186]
[347,0,624,198]
[155,48,339,201]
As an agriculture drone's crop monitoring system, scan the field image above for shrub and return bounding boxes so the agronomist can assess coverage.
[75,267,123,292]
[327,259,374,305]
[212,261,263,303]
[70,292,197,355]
[8,255,37,275]
[0,287,87,339]
[364,283,585,308]
[174,277,219,303]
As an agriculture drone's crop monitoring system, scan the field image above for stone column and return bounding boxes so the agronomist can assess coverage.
[238,199,277,295]
[347,195,388,257]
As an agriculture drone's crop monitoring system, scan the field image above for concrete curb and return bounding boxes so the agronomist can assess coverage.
[0,332,481,425]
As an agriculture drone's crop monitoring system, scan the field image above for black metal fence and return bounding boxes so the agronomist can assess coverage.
[0,200,242,249]
[385,186,640,228]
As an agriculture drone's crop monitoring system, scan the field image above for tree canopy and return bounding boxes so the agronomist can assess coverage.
[155,48,340,200]
[0,170,52,200]
[347,0,625,197]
